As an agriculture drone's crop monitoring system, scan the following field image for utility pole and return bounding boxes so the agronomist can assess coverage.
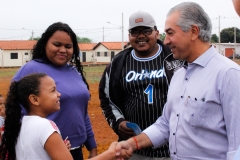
[234,27,236,60]
[103,27,104,42]
[31,30,34,40]
[122,12,124,50]
[218,15,221,54]
[22,28,34,40]
[107,13,124,50]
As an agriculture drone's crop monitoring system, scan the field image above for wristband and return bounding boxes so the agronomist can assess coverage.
[133,136,140,150]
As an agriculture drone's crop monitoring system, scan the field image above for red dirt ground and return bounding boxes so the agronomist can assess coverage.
[0,76,118,159]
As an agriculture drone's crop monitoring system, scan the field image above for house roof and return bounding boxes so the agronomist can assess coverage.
[0,40,98,51]
[78,43,97,51]
[0,40,37,50]
[0,40,129,51]
[213,43,240,46]
[93,42,128,50]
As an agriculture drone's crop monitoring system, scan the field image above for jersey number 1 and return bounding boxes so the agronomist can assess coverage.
[144,84,153,104]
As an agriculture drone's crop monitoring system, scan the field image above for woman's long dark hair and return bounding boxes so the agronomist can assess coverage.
[0,73,47,160]
[31,22,89,89]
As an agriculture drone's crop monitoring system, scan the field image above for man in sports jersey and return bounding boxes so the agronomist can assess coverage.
[99,10,183,160]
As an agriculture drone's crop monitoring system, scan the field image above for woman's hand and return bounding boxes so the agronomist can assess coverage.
[64,139,71,151]
[88,147,97,158]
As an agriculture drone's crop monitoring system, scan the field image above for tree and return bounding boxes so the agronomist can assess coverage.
[211,34,219,43]
[220,27,240,43]
[76,36,92,43]
[28,36,40,41]
[159,33,166,41]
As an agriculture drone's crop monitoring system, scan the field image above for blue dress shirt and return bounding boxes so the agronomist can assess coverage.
[144,46,240,160]
[234,146,240,160]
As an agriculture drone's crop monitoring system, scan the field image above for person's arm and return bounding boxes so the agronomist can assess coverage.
[84,112,97,158]
[45,132,73,160]
[99,65,125,134]
[115,102,171,156]
[126,133,153,151]
[88,147,97,158]
[221,68,240,159]
[114,132,153,159]
[89,142,132,160]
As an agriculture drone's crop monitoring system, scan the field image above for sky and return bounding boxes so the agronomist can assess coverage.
[0,0,239,43]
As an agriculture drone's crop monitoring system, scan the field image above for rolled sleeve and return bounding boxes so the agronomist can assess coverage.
[143,106,170,148]
[221,68,240,159]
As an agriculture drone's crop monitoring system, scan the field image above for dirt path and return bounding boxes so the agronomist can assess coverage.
[84,83,118,159]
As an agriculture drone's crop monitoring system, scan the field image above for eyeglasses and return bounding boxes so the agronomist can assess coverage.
[129,28,154,37]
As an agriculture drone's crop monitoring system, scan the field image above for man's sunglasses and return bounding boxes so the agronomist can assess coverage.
[129,28,154,37]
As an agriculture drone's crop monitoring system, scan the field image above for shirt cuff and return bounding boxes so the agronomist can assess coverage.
[143,125,167,149]
[227,150,237,160]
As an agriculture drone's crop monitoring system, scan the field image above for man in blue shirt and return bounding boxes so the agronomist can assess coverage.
[232,0,240,159]
[115,2,240,160]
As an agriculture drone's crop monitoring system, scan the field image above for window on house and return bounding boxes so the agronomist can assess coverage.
[97,52,100,57]
[25,52,28,55]
[111,51,115,60]
[10,53,18,59]
[104,52,108,57]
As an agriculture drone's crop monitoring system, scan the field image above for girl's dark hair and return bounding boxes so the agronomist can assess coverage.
[0,73,47,160]
[31,22,89,89]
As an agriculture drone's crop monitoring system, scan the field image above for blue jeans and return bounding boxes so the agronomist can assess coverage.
[70,147,83,160]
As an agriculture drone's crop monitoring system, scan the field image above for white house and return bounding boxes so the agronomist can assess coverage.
[212,43,240,58]
[93,42,128,63]
[0,40,129,67]
[78,43,97,63]
[0,40,36,67]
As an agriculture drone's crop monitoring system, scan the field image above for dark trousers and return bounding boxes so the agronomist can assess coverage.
[70,147,83,160]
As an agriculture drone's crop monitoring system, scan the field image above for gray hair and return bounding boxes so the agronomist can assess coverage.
[167,2,212,42]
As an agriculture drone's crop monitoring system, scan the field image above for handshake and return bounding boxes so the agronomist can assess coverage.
[103,141,133,160]
[102,132,151,160]
[95,122,148,160]
[88,121,152,160]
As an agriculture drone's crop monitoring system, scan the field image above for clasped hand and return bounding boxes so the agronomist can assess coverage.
[108,141,133,160]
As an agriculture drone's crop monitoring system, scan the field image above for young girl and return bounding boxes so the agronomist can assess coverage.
[0,94,5,129]
[0,94,5,144]
[0,73,132,160]
[0,73,72,160]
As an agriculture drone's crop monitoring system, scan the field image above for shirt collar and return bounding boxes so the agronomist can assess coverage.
[192,45,217,67]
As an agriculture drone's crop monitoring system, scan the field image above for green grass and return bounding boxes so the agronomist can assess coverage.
[0,59,239,82]
[0,68,19,78]
[83,65,106,83]
[0,65,106,83]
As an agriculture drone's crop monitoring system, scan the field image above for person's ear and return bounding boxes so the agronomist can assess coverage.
[191,25,199,40]
[29,94,40,106]
[155,30,159,39]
